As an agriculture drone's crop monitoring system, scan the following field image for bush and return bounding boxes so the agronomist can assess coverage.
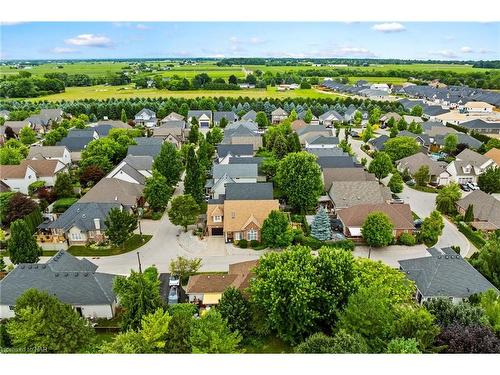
[237,239,248,248]
[457,222,486,249]
[398,232,416,246]
[293,233,355,251]
[151,211,162,220]
[52,197,78,213]
[28,181,46,196]
[250,240,260,248]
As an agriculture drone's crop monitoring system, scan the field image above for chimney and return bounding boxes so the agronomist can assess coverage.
[94,218,101,230]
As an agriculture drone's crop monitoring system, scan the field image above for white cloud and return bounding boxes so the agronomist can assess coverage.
[372,22,406,33]
[460,46,473,53]
[135,24,151,30]
[249,37,266,45]
[429,50,458,58]
[50,47,77,54]
[338,47,374,55]
[0,22,26,26]
[65,34,112,48]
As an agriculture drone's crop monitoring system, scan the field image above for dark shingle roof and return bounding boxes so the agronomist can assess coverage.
[0,251,116,305]
[214,111,238,123]
[460,119,500,131]
[133,137,163,146]
[127,144,162,158]
[44,202,120,232]
[399,247,498,299]
[369,135,389,151]
[241,110,257,121]
[317,156,358,169]
[217,144,253,158]
[225,183,274,200]
[56,136,93,152]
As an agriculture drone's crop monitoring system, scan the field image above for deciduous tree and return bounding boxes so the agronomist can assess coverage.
[414,165,430,187]
[478,166,500,193]
[217,287,252,336]
[384,136,420,162]
[144,171,172,212]
[418,210,444,247]
[168,194,199,232]
[361,212,394,247]
[104,208,138,248]
[388,171,404,193]
[261,210,293,248]
[436,183,461,214]
[53,172,75,198]
[190,309,242,353]
[470,234,500,289]
[153,142,183,186]
[368,152,393,182]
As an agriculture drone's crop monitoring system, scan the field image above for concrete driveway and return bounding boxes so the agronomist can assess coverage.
[353,244,428,268]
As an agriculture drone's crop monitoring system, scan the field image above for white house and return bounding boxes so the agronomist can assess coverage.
[187,110,212,128]
[134,108,157,127]
[0,251,118,319]
[446,149,496,184]
[1,159,66,193]
[27,145,72,165]
[106,155,153,185]
[207,164,258,199]
[460,101,495,114]
[271,108,288,124]
[369,83,390,92]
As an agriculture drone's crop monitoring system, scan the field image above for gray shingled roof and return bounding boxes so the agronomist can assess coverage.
[44,202,120,231]
[67,129,96,138]
[133,137,163,146]
[122,154,153,170]
[369,135,389,151]
[56,136,93,152]
[307,135,339,145]
[135,108,156,117]
[329,181,392,208]
[127,144,162,158]
[307,148,347,157]
[460,119,500,131]
[399,247,498,299]
[241,110,257,121]
[212,164,258,179]
[225,183,274,200]
[188,110,212,120]
[317,156,358,169]
[228,156,263,165]
[217,144,253,158]
[214,111,238,123]
[0,251,116,306]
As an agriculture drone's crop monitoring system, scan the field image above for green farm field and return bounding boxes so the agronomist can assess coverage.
[26,85,342,102]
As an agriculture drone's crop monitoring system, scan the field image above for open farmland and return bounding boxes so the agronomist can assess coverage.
[26,85,341,101]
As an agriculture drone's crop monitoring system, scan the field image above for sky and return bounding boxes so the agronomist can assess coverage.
[1,22,499,60]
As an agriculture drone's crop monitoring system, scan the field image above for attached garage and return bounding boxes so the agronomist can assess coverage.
[211,227,224,236]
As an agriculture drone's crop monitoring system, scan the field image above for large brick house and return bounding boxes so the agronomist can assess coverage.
[206,183,279,242]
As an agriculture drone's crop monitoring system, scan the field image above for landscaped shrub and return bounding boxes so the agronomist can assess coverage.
[52,197,78,213]
[28,181,46,196]
[250,240,260,248]
[237,239,248,248]
[398,232,416,246]
[151,211,162,220]
[457,222,486,249]
[293,233,355,251]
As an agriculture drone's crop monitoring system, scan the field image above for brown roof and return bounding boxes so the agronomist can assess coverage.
[322,168,376,190]
[186,259,258,294]
[0,164,31,179]
[223,200,279,232]
[186,274,238,294]
[484,148,500,165]
[456,190,500,228]
[291,119,307,131]
[20,159,61,177]
[3,121,30,133]
[338,203,414,229]
[96,120,131,129]
[78,178,144,207]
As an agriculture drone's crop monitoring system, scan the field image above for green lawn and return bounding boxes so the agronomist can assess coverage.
[25,85,340,102]
[67,234,152,256]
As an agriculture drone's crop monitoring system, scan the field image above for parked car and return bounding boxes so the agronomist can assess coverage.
[460,183,471,192]
[467,182,479,190]
[169,275,180,287]
[414,219,423,228]
[168,286,179,305]
[406,179,416,186]
[391,194,404,204]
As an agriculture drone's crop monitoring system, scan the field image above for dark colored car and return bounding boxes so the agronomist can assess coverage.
[460,183,471,192]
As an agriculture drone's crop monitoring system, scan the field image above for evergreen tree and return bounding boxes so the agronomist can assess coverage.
[388,172,404,193]
[311,207,332,241]
[287,132,302,153]
[120,108,128,123]
[53,173,75,198]
[184,146,204,205]
[188,123,199,144]
[464,204,474,222]
[272,133,289,159]
[8,219,41,264]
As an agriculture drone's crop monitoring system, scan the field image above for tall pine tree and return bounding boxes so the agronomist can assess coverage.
[310,207,332,241]
[8,219,41,264]
[184,145,204,205]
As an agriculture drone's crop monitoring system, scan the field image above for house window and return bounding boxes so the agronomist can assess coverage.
[231,212,236,219]
[71,232,82,241]
[9,306,14,311]
[213,215,222,223]
[234,232,242,241]
[247,229,258,241]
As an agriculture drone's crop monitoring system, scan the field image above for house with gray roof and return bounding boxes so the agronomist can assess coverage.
[317,155,359,169]
[217,144,253,160]
[460,119,500,135]
[240,110,257,122]
[456,190,500,231]
[207,164,258,198]
[95,119,131,129]
[396,152,451,186]
[319,110,343,127]
[446,148,496,184]
[134,108,157,128]
[328,181,392,211]
[106,154,153,185]
[399,247,498,304]
[271,108,288,124]
[27,145,72,165]
[39,202,121,246]
[433,132,483,151]
[214,111,238,125]
[0,251,117,319]
[296,125,332,145]
[305,135,339,149]
[307,148,348,158]
[127,143,162,158]
[78,178,144,210]
[369,135,389,151]
[188,110,212,128]
[297,110,319,125]
[223,121,262,151]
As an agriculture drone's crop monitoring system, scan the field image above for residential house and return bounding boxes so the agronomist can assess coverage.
[93,124,114,138]
[316,155,359,170]
[160,112,185,124]
[422,105,449,121]
[328,181,392,211]
[399,247,498,304]
[484,148,500,165]
[152,121,186,148]
[271,108,288,124]
[95,119,131,129]
[240,110,257,122]
[370,83,390,92]
[319,110,343,127]
[396,152,451,186]
[369,135,389,151]
[433,133,483,151]
[188,110,212,128]
[291,119,308,132]
[127,137,163,158]
[460,119,500,135]
[296,126,332,146]
[380,112,402,126]
[322,168,376,193]
[343,104,358,123]
[206,183,279,242]
[2,120,30,137]
[227,156,264,166]
[338,203,414,239]
[359,89,389,100]
[106,155,153,185]
[305,135,339,149]
[456,190,500,232]
[1,159,67,194]
[0,251,117,319]
[297,110,320,125]
[216,144,254,161]
[214,111,238,126]
[207,164,258,199]
[39,202,121,246]
[27,145,72,165]
[307,148,347,158]
[134,108,157,127]
[403,115,424,124]
[446,148,496,184]
[78,178,144,211]
[186,260,257,306]
[435,111,471,125]
[222,121,262,151]
[461,101,495,113]
[0,110,10,119]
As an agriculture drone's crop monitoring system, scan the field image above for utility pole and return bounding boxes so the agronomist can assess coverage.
[136,252,142,273]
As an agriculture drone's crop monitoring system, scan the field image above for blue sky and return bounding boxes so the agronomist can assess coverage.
[1,22,499,60]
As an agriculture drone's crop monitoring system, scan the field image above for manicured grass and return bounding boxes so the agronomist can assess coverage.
[24,85,341,102]
[52,197,79,213]
[346,76,409,84]
[67,234,152,256]
[243,336,292,354]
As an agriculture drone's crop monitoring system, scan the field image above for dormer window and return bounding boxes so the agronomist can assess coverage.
[464,166,471,174]
[213,215,222,223]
